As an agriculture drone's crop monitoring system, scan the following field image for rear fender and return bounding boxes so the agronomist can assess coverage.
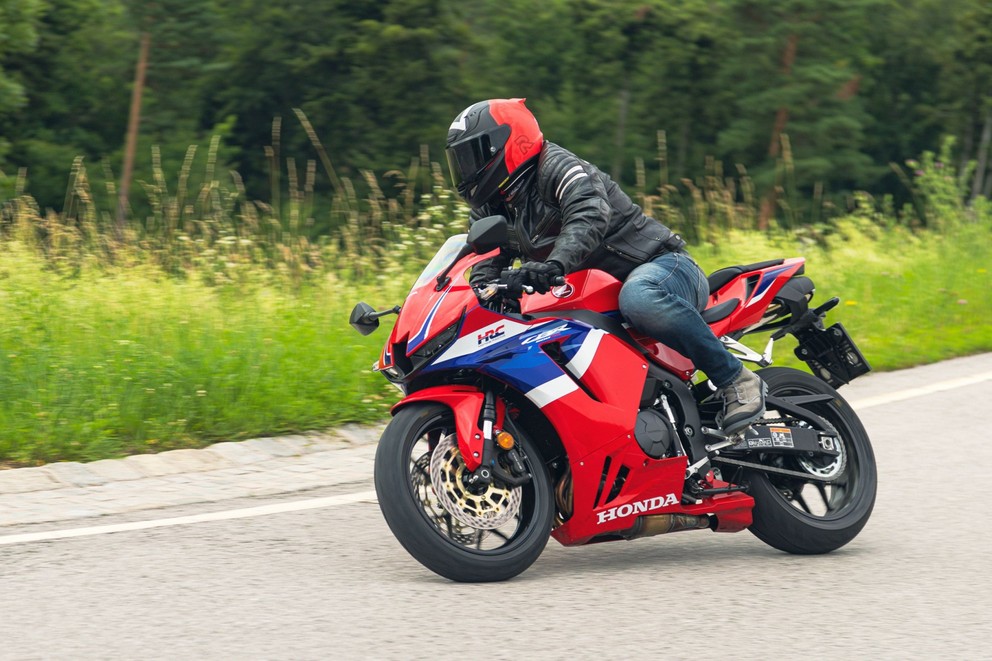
[391,386,505,472]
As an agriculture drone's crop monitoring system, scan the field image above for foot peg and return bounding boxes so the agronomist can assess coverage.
[702,426,745,453]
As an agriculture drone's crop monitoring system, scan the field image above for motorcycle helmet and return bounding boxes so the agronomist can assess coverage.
[445,98,544,209]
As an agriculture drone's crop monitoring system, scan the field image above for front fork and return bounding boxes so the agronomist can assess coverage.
[468,390,532,488]
[390,384,531,486]
[469,390,500,485]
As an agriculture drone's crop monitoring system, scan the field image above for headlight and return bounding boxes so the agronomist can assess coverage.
[410,321,460,364]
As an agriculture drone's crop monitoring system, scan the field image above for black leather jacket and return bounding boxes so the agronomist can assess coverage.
[469,141,684,287]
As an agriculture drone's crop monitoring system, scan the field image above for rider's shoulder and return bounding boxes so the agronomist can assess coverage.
[537,142,597,199]
[538,142,586,173]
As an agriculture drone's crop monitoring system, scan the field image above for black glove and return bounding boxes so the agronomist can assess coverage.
[501,268,529,298]
[517,261,564,294]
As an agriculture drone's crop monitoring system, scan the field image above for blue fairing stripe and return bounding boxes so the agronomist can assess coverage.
[407,289,449,354]
[754,265,793,298]
[427,319,603,408]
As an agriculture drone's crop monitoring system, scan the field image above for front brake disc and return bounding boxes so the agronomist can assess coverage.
[429,434,522,530]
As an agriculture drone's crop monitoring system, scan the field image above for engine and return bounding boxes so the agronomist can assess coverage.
[634,407,677,459]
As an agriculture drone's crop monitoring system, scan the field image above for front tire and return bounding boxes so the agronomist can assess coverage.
[374,403,554,582]
[745,367,877,554]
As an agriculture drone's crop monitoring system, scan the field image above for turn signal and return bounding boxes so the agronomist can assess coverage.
[495,431,515,450]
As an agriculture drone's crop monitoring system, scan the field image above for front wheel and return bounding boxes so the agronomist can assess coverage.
[374,403,554,582]
[744,367,877,554]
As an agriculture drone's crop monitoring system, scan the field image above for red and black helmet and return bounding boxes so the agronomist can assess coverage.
[445,98,544,209]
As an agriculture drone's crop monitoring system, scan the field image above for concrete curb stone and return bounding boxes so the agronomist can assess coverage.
[0,424,386,526]
[0,467,62,494]
[41,462,106,488]
[0,423,386,493]
[121,453,191,479]
[156,448,233,473]
[85,459,146,483]
[241,438,305,458]
[203,442,272,466]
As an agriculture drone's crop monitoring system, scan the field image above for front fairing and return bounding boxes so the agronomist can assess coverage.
[377,240,497,377]
[409,234,470,292]
[378,241,648,480]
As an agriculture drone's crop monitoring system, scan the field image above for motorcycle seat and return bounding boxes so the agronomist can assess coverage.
[706,259,784,294]
[701,297,740,323]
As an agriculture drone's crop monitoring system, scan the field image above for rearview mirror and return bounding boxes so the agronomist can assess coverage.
[349,302,380,335]
[467,215,509,254]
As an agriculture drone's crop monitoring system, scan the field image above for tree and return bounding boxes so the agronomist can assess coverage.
[716,0,882,218]
[453,0,727,187]
[942,1,992,199]
[622,1,731,184]
[212,0,468,208]
[3,0,989,217]
[116,0,236,218]
[0,0,131,208]
[0,0,43,165]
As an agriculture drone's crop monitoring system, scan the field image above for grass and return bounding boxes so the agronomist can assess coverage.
[1,133,990,465]
[0,242,404,463]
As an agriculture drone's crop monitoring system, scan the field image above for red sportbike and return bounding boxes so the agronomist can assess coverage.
[351,216,876,582]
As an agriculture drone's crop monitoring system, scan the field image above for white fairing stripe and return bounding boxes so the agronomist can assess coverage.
[555,165,585,199]
[565,329,606,378]
[526,375,579,409]
[433,319,532,364]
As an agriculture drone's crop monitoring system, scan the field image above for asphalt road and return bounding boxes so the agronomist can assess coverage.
[2,356,991,660]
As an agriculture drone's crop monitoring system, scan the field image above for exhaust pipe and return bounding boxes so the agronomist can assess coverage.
[621,513,712,540]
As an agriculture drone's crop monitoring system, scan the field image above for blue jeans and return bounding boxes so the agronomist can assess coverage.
[618,252,742,388]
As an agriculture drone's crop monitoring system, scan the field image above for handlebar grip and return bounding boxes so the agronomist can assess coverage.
[552,276,566,286]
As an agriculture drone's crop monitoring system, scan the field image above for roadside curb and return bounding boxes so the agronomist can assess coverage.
[0,424,384,497]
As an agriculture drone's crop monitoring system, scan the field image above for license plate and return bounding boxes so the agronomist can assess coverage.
[794,322,871,387]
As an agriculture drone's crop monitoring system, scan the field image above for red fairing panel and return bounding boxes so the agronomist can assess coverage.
[391,386,505,472]
[631,334,696,381]
[551,435,756,545]
[553,441,689,546]
[706,257,806,337]
[522,269,623,315]
[537,331,647,456]
[388,249,499,359]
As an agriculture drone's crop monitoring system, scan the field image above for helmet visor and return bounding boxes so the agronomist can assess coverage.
[446,134,496,191]
[445,125,511,192]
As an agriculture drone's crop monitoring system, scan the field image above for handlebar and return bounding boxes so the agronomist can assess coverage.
[476,273,567,301]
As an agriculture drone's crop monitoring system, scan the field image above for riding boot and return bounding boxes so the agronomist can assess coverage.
[718,367,767,435]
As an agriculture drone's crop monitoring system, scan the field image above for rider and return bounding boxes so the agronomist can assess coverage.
[444,98,765,435]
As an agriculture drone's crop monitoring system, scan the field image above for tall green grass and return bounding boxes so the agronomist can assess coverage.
[0,242,400,463]
[1,131,989,465]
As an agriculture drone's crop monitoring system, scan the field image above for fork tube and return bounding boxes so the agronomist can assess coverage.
[469,389,498,486]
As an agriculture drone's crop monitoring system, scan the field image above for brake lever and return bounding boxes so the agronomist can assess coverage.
[476,282,533,299]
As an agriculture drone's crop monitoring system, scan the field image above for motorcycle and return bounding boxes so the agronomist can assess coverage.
[350,215,876,582]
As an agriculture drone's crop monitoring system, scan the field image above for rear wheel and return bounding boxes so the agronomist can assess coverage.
[374,403,553,582]
[744,367,877,554]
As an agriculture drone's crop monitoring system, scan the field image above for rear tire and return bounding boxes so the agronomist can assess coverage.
[374,403,553,582]
[745,367,877,554]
